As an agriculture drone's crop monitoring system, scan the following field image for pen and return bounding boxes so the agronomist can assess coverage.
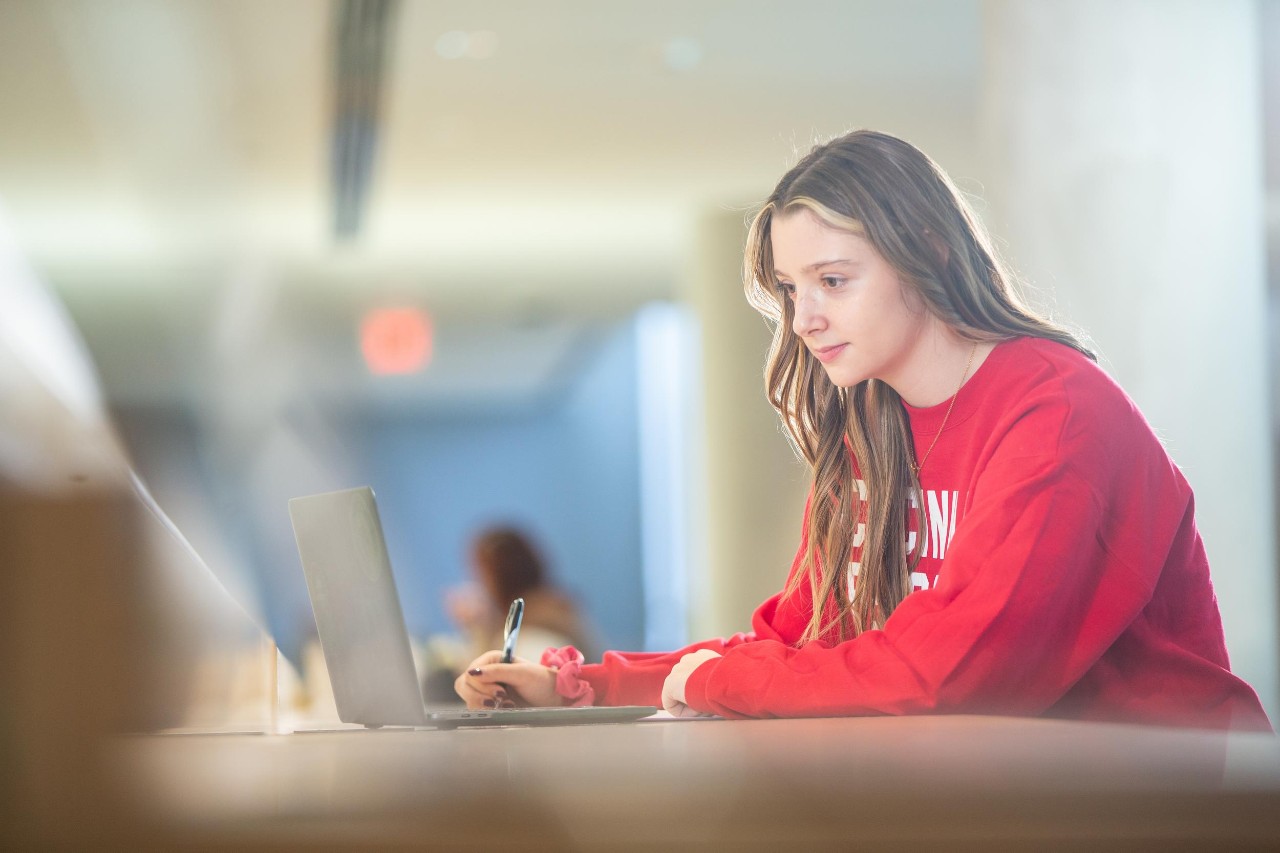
[501,597,524,663]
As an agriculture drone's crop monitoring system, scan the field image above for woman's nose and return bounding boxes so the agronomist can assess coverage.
[791,289,824,337]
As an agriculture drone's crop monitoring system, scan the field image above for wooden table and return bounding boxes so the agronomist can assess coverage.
[80,714,1280,850]
[3,489,1276,849]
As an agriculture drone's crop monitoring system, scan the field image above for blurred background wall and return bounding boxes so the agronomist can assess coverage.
[0,0,1275,723]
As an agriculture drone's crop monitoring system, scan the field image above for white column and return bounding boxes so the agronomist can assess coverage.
[683,211,809,640]
[982,0,1277,718]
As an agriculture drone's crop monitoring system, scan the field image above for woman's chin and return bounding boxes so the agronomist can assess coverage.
[820,365,866,389]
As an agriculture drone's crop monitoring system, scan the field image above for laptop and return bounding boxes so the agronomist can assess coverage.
[288,486,657,729]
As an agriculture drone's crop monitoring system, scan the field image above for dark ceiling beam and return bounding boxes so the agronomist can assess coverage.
[330,0,398,241]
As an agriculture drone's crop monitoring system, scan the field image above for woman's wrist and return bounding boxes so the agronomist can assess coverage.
[540,645,595,706]
[661,649,721,717]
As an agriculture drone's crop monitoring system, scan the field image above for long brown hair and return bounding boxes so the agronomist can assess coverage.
[471,527,547,606]
[744,130,1092,643]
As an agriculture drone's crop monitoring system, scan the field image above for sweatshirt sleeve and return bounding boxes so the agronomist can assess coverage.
[576,634,754,707]
[578,579,812,706]
[683,412,1179,719]
[578,496,819,707]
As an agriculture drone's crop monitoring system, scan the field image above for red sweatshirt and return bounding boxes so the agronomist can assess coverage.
[581,337,1272,731]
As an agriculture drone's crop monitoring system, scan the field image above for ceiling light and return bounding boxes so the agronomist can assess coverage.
[436,30,498,61]
[663,37,703,72]
[435,30,469,60]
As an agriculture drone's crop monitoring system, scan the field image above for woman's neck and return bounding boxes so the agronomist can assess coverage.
[889,324,995,408]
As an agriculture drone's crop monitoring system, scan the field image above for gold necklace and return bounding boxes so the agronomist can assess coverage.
[911,342,979,476]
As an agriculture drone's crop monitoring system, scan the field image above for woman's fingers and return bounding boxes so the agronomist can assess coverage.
[455,652,507,708]
[453,655,561,708]
[454,651,535,708]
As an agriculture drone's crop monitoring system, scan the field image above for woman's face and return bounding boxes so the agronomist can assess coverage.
[771,207,934,394]
[470,552,501,604]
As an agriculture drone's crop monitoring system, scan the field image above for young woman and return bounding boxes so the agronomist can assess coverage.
[455,130,1272,731]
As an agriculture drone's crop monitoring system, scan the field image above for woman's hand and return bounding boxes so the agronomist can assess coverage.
[661,649,721,717]
[454,650,563,709]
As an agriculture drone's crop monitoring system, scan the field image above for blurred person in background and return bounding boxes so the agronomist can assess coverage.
[456,130,1271,732]
[427,526,597,705]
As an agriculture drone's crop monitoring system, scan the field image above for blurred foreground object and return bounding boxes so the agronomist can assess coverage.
[0,205,278,847]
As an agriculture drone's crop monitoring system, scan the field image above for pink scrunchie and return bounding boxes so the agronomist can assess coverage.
[540,645,595,707]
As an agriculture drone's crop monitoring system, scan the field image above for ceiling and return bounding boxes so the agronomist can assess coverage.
[0,0,982,318]
[0,0,986,411]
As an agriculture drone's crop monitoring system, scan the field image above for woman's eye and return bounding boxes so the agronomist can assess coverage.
[777,281,796,298]
[821,276,844,288]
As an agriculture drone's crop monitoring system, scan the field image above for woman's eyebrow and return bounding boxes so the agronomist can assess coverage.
[774,259,856,277]
[806,259,855,271]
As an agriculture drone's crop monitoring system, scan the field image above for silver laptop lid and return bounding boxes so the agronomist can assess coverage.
[288,486,427,727]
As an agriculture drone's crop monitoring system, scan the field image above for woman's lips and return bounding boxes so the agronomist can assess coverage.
[812,343,847,364]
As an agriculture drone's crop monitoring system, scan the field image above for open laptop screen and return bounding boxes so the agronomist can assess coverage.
[289,486,428,727]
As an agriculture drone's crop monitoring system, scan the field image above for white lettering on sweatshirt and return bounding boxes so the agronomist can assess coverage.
[848,485,965,597]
